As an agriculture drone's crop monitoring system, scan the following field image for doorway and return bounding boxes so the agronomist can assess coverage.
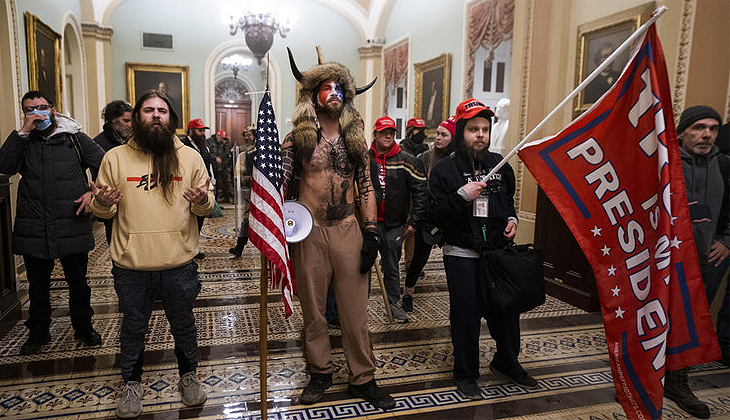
[214,78,251,146]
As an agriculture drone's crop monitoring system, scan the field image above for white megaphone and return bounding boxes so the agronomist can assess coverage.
[283,200,313,243]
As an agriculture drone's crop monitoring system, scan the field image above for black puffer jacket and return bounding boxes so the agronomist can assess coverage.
[369,145,428,228]
[93,123,126,152]
[0,116,105,259]
[429,150,517,250]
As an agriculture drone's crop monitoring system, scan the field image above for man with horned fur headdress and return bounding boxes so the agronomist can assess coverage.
[281,47,396,410]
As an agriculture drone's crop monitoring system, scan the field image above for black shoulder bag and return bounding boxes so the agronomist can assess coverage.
[478,243,545,314]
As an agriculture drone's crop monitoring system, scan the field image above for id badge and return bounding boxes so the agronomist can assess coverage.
[473,196,489,218]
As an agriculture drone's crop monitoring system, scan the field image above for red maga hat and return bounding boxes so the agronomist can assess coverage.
[187,118,209,129]
[439,116,457,135]
[216,130,228,138]
[374,116,397,132]
[455,98,494,122]
[405,117,426,128]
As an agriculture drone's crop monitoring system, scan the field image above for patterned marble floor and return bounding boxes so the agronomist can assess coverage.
[2,210,728,419]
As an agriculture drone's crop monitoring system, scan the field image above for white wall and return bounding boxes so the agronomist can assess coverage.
[384,0,469,120]
[109,0,362,132]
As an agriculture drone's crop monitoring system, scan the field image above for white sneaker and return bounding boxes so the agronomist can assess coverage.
[390,303,409,323]
[115,381,142,418]
[179,371,207,407]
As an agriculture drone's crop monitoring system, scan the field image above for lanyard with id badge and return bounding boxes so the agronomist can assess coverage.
[472,172,502,218]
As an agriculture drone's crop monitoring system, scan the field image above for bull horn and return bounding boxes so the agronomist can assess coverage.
[287,47,303,82]
[355,77,377,95]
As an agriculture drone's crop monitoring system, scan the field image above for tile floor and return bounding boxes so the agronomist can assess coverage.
[1,210,728,419]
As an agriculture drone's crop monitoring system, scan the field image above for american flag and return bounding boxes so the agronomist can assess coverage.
[248,93,296,317]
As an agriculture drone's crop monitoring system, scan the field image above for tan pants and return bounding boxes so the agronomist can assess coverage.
[403,229,415,269]
[291,216,375,385]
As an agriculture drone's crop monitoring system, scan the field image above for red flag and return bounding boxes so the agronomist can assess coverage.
[518,25,720,419]
[249,93,297,317]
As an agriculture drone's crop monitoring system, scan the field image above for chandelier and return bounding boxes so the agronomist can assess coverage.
[222,2,296,63]
[221,54,253,80]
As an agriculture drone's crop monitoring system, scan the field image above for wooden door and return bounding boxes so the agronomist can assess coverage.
[0,175,20,337]
[534,187,600,311]
[215,100,251,146]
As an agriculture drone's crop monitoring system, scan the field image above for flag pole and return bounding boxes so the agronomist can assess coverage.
[483,5,668,181]
[259,253,269,418]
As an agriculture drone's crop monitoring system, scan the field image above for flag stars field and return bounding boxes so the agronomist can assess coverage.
[601,245,611,256]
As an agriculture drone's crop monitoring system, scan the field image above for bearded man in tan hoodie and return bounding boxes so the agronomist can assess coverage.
[90,90,213,419]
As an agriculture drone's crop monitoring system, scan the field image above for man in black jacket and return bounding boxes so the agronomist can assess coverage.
[429,98,536,400]
[94,100,133,244]
[369,116,427,322]
[0,91,105,355]
[181,118,215,259]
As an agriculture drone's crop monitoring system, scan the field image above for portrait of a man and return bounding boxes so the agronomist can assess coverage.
[126,63,189,133]
[415,53,451,132]
[25,13,62,110]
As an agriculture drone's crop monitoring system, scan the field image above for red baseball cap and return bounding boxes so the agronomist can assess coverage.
[187,118,209,129]
[438,116,457,135]
[406,117,426,129]
[374,116,397,132]
[216,130,228,138]
[455,98,494,122]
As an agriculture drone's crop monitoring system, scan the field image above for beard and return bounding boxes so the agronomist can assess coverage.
[133,119,176,156]
[316,98,343,119]
[468,145,489,162]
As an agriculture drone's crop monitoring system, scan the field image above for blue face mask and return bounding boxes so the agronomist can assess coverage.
[30,109,52,131]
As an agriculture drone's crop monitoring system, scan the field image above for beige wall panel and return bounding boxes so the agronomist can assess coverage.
[684,0,729,114]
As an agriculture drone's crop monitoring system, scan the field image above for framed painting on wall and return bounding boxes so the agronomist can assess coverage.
[126,62,190,134]
[25,13,62,112]
[414,53,451,134]
[574,2,654,116]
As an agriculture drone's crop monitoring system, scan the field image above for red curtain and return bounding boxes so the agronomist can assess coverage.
[464,0,515,98]
[383,40,409,114]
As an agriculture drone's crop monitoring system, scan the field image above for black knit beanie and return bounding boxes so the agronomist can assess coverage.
[677,105,722,134]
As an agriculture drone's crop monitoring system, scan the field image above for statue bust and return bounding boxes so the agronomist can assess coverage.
[490,98,510,155]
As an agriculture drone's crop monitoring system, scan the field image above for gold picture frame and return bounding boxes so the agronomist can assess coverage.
[25,13,62,112]
[126,62,190,134]
[414,53,451,135]
[574,2,654,116]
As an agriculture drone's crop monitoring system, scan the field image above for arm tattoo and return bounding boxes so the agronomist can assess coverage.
[281,133,295,198]
[356,152,377,231]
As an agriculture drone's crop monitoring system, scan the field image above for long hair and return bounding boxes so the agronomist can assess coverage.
[132,90,180,203]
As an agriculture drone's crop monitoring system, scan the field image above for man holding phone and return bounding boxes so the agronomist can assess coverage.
[0,91,105,355]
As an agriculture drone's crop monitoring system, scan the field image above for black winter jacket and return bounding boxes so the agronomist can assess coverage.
[429,150,517,250]
[93,124,126,153]
[369,147,428,228]
[0,117,104,258]
[181,135,215,178]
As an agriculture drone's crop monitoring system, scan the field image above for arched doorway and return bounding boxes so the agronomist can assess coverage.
[61,15,87,129]
[214,77,252,147]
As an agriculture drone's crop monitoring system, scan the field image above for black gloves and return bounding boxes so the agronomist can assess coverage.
[360,230,381,274]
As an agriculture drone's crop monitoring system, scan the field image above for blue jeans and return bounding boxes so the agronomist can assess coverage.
[705,258,730,361]
[113,261,201,382]
[377,224,405,305]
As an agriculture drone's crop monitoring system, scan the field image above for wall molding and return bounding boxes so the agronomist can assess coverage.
[514,0,534,213]
[672,0,695,120]
[61,12,89,128]
[9,0,21,119]
[81,21,113,41]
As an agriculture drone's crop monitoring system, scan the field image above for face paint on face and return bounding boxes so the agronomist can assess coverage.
[317,81,344,108]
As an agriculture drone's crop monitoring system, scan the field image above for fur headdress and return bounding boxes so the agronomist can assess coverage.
[288,47,376,168]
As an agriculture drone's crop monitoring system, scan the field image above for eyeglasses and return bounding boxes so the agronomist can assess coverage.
[23,104,52,114]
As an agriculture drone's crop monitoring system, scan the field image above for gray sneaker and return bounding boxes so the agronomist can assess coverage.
[390,303,409,323]
[115,381,142,419]
[179,371,207,407]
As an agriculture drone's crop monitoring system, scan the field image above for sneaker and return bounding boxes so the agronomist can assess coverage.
[300,372,332,405]
[20,330,51,355]
[402,295,413,313]
[116,381,142,418]
[348,379,396,410]
[179,371,207,407]
[327,318,340,329]
[194,252,205,260]
[664,368,710,419]
[490,361,538,389]
[390,303,409,323]
[74,329,102,346]
[454,378,482,400]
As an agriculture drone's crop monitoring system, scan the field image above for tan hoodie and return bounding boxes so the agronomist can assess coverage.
[90,137,214,270]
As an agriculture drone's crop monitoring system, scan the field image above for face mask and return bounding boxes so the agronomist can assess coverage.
[30,109,52,131]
